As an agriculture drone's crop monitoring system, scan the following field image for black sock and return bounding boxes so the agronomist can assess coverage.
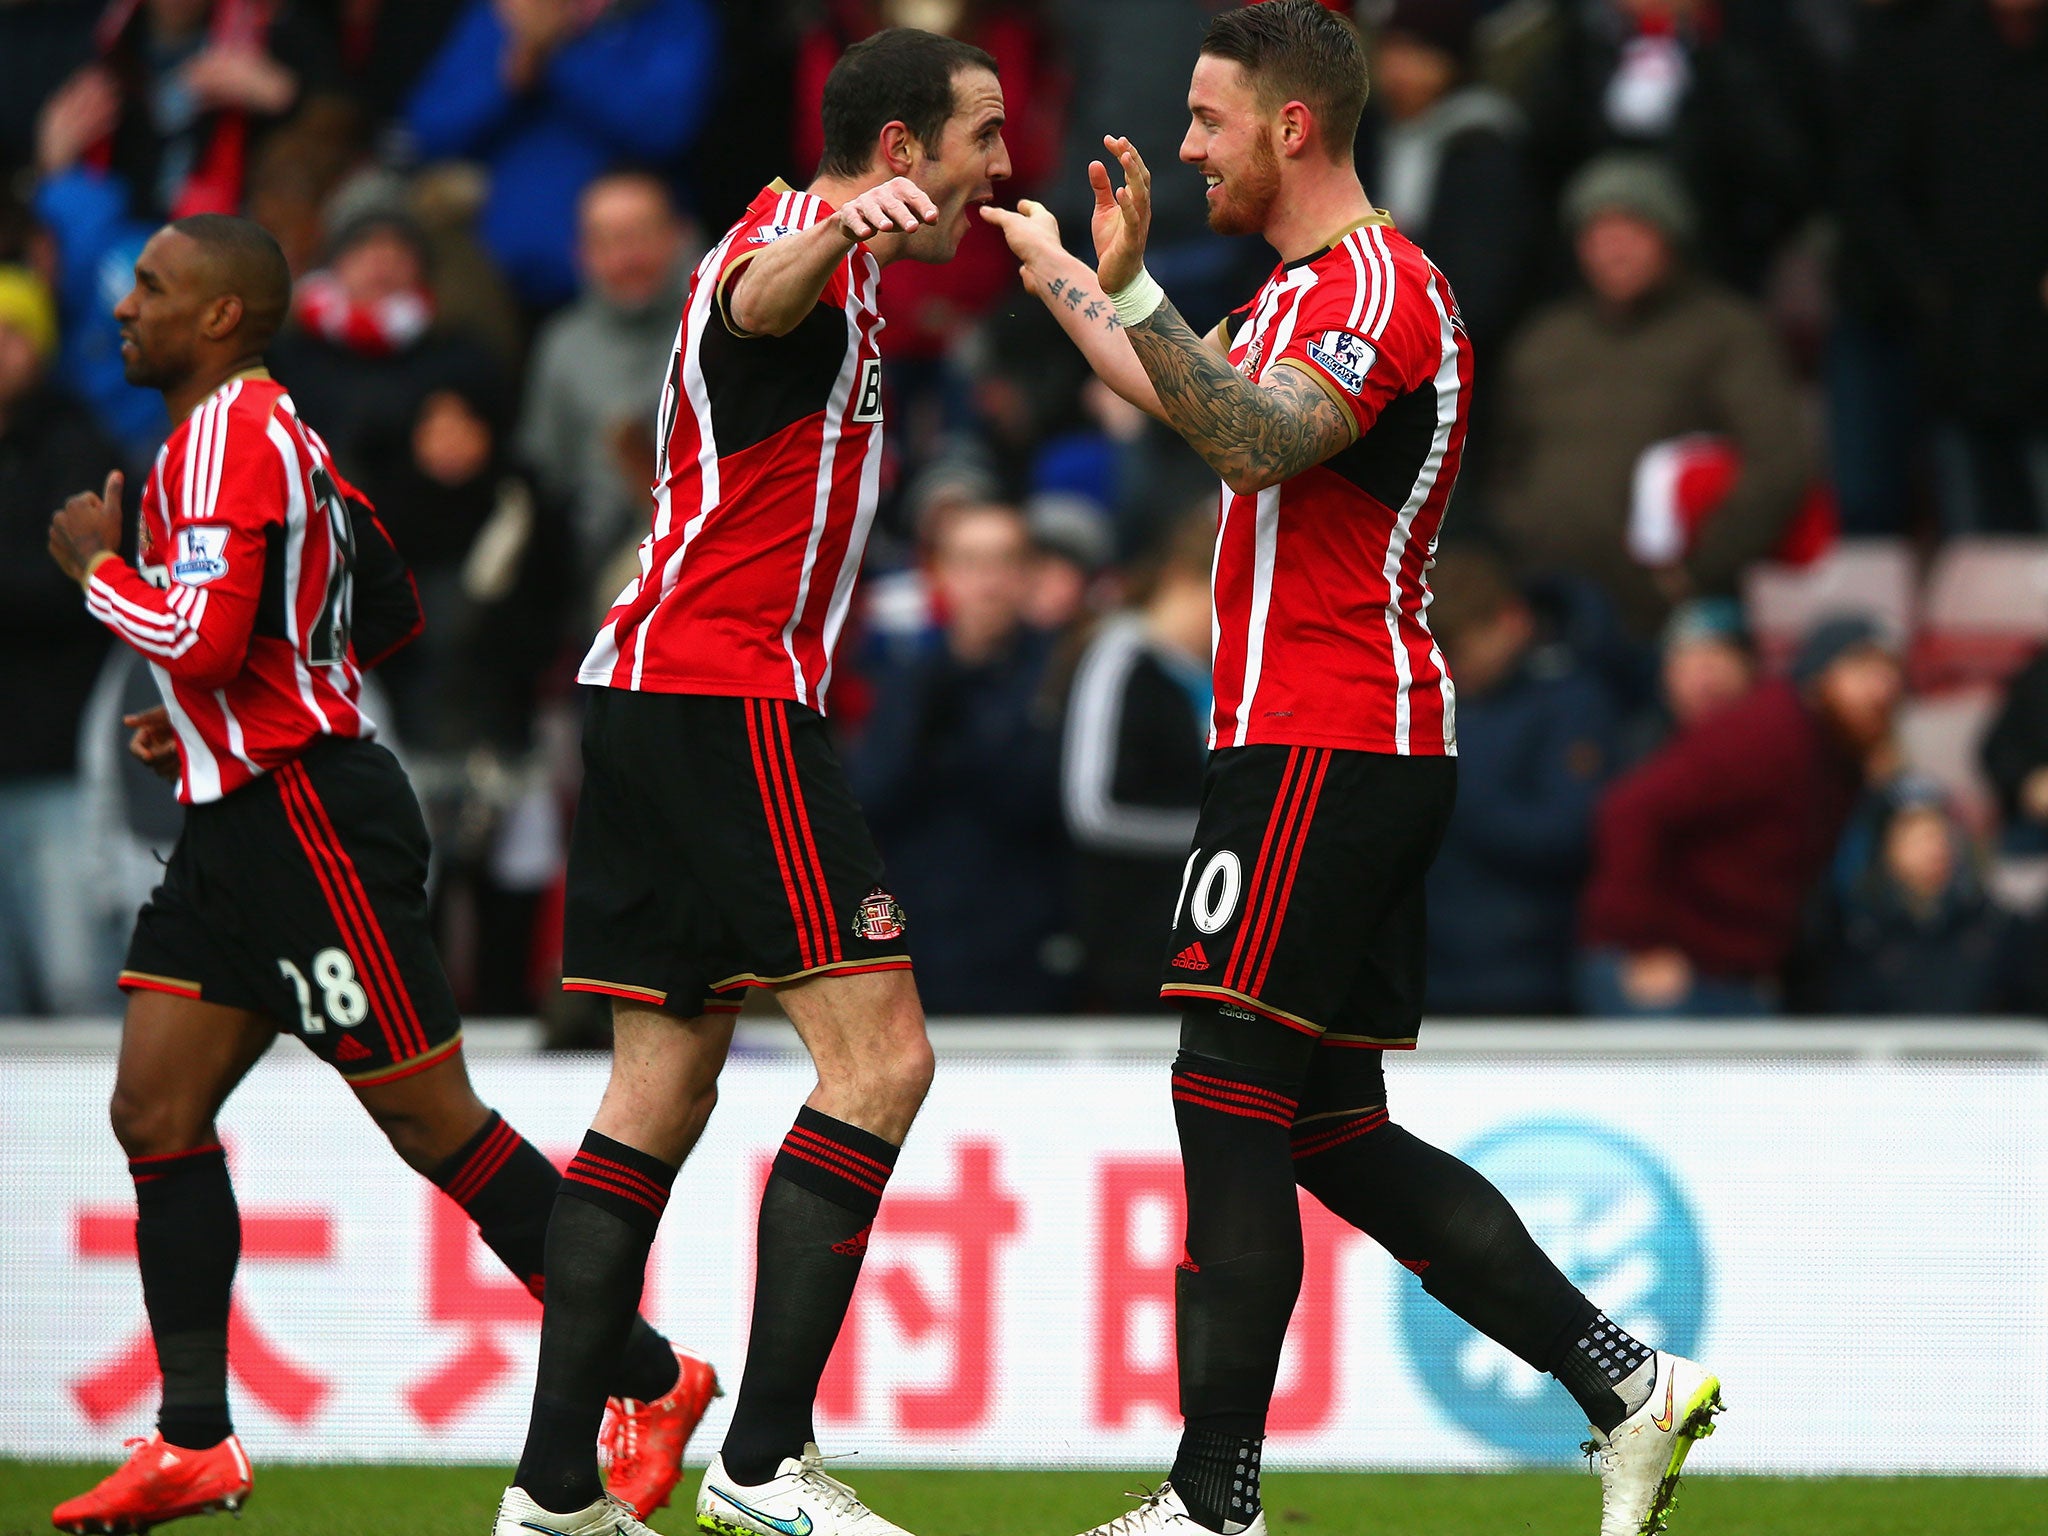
[720,1107,897,1486]
[1290,1111,1647,1430]
[131,1143,239,1450]
[1171,1428,1263,1534]
[431,1112,680,1403]
[1169,1052,1304,1533]
[1550,1304,1656,1433]
[514,1132,676,1513]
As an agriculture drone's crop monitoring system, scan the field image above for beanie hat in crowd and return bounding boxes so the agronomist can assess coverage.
[1562,151,1698,248]
[1791,614,1892,688]
[1661,596,1751,656]
[1379,0,1476,66]
[0,265,58,363]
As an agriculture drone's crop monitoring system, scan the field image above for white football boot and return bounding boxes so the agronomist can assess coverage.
[493,1485,662,1536]
[1072,1482,1268,1536]
[1586,1352,1725,1536]
[698,1445,915,1536]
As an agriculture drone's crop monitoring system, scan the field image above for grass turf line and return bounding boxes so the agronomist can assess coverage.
[3,1464,2044,1536]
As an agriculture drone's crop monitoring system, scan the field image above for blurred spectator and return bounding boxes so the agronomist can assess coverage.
[1811,779,2026,1015]
[32,86,166,460]
[1490,153,1812,638]
[1425,546,1617,1015]
[61,0,336,222]
[353,368,575,1012]
[406,0,719,309]
[1983,642,2048,855]
[1578,614,1903,1016]
[1525,0,1817,293]
[0,265,122,1013]
[1023,490,1112,633]
[1619,594,1756,761]
[520,170,697,578]
[269,207,498,479]
[1359,0,1542,356]
[1059,508,1211,1012]
[848,501,1070,1014]
[1839,0,2048,534]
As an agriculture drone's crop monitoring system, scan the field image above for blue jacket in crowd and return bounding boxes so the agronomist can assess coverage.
[847,626,1071,1016]
[33,168,168,464]
[407,0,718,307]
[1426,647,1618,1014]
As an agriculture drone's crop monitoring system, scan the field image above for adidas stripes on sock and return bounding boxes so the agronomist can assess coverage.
[430,1112,680,1403]
[131,1143,239,1451]
[720,1107,899,1486]
[514,1132,677,1514]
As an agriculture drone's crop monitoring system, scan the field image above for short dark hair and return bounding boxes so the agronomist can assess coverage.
[817,27,998,179]
[1201,0,1371,159]
[168,213,293,351]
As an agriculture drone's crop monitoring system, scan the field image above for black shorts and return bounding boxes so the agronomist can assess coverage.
[1159,744,1456,1048]
[122,737,463,1086]
[561,689,912,1017]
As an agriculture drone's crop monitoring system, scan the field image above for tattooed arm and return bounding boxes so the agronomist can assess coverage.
[1124,297,1357,494]
[982,199,1225,423]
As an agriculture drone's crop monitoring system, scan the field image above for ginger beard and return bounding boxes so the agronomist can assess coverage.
[1203,120,1282,237]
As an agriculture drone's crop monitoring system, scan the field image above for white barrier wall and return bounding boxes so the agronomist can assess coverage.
[3,1040,2046,1474]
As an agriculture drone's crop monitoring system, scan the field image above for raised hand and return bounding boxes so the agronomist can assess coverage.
[48,470,125,585]
[979,199,1064,296]
[836,177,938,243]
[1090,135,1152,295]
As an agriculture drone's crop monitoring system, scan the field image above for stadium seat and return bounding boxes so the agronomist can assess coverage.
[1910,536,2048,691]
[1742,539,1917,673]
[1895,687,2003,836]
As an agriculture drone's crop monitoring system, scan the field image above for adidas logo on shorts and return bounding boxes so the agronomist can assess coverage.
[1171,941,1210,971]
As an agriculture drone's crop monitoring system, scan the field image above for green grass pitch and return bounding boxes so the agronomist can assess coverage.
[2,1464,2043,1536]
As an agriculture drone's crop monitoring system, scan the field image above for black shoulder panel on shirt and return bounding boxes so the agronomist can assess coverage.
[698,298,852,457]
[1322,382,1439,510]
[254,523,289,638]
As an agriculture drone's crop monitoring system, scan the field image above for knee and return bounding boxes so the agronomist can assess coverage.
[822,1014,933,1123]
[361,1101,446,1176]
[108,1084,210,1160]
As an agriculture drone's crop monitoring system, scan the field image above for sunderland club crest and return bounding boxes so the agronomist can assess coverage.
[851,887,907,942]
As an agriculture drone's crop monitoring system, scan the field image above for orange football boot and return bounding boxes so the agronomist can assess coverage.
[600,1347,723,1519]
[51,1432,252,1534]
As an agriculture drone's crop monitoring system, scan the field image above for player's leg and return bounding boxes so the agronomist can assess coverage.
[52,984,273,1534]
[1290,835,1721,1534]
[350,1046,701,1409]
[715,966,933,1484]
[511,1001,732,1515]
[109,988,276,1448]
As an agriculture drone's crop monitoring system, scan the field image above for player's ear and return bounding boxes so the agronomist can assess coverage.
[202,293,246,343]
[1277,100,1313,159]
[878,120,918,176]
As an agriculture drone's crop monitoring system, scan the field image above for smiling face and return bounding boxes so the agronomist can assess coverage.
[900,65,1010,263]
[1181,55,1285,239]
[113,229,218,392]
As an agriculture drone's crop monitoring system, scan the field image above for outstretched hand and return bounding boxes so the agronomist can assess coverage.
[1090,135,1152,296]
[836,176,938,243]
[980,199,1064,296]
[48,470,124,585]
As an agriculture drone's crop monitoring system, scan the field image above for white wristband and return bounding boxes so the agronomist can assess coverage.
[1109,268,1165,328]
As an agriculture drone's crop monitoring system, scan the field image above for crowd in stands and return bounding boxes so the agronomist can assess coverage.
[3,0,2047,1027]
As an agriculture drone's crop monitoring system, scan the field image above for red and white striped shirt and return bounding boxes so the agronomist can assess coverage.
[85,373,380,804]
[580,181,887,709]
[1210,216,1471,757]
